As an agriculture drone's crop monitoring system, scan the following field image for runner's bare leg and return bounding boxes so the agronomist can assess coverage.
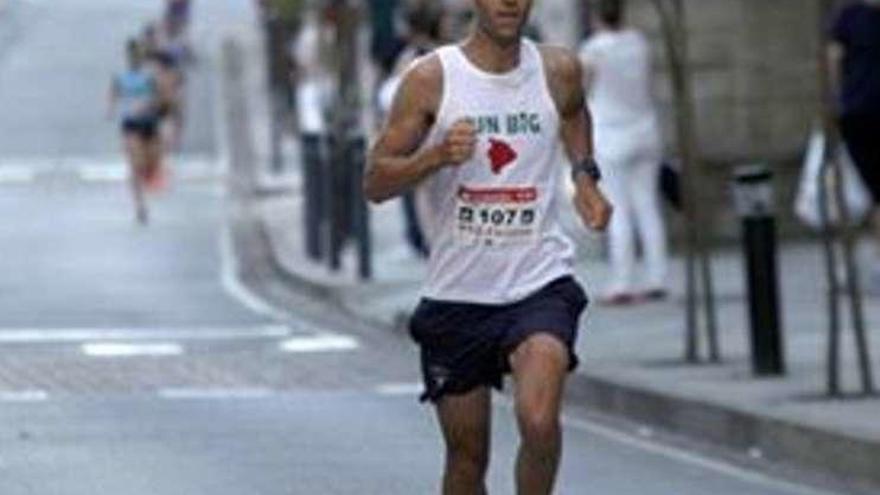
[436,387,491,495]
[510,333,569,495]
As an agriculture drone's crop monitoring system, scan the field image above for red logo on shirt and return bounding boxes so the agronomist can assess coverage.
[488,138,517,174]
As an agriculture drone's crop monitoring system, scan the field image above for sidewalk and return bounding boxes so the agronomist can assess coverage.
[227,17,880,490]
[263,186,880,485]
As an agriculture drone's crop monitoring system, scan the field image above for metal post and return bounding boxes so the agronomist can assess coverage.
[302,133,325,261]
[349,137,372,280]
[734,166,785,376]
[264,14,287,174]
[327,135,343,271]
[327,0,365,272]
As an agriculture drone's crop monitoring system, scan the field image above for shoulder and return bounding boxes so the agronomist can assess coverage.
[628,29,650,47]
[401,51,443,89]
[536,43,583,97]
[577,33,608,58]
[535,44,584,117]
[537,44,582,85]
[394,52,444,115]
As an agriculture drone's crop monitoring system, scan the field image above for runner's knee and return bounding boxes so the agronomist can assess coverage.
[445,443,489,480]
[516,406,560,452]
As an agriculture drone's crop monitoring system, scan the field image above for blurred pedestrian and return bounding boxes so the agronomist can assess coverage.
[143,23,185,154]
[165,0,191,33]
[108,39,162,225]
[290,3,334,137]
[368,0,406,80]
[579,0,667,305]
[828,0,880,283]
[376,0,448,258]
[366,0,611,492]
[290,2,336,260]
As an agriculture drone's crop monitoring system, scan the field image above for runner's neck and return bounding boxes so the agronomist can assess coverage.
[461,30,522,75]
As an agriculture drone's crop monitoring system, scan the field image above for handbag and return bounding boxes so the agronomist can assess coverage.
[794,125,872,229]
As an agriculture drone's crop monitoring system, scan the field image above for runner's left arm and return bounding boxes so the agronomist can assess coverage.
[541,46,612,232]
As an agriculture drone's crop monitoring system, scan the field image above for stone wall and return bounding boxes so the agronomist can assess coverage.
[533,0,834,239]
[634,0,822,163]
[536,0,824,163]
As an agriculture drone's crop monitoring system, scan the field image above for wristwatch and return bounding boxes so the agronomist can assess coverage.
[571,156,602,183]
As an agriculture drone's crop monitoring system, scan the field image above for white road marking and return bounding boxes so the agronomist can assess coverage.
[279,333,359,353]
[560,413,838,495]
[0,390,49,402]
[77,157,219,182]
[81,342,183,357]
[219,225,291,320]
[375,382,423,396]
[490,398,837,495]
[77,164,128,182]
[0,325,291,344]
[0,166,36,184]
[158,387,274,400]
[0,155,219,184]
[637,426,654,438]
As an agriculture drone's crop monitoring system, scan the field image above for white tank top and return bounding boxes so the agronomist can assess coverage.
[417,39,575,304]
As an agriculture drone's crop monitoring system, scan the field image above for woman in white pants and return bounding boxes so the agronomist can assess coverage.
[580,0,668,304]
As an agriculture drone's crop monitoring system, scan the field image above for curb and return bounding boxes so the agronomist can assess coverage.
[220,36,880,494]
[566,374,880,488]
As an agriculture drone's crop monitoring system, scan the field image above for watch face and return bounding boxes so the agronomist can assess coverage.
[574,158,601,182]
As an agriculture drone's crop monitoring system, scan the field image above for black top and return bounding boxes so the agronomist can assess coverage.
[832,3,880,116]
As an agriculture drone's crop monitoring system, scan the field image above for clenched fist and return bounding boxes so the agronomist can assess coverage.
[574,182,613,231]
[439,119,477,166]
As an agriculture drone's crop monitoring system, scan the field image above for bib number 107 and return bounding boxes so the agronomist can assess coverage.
[458,206,536,227]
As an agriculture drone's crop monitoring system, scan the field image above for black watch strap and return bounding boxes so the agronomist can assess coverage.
[571,156,602,183]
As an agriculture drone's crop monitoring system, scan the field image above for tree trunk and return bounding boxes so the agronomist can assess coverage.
[650,0,718,363]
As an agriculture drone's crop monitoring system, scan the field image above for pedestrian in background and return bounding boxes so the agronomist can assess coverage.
[143,23,185,155]
[290,2,336,260]
[579,0,668,305]
[376,0,447,259]
[368,0,405,82]
[108,40,162,225]
[828,0,880,288]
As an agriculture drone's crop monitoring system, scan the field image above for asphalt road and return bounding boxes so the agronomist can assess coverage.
[0,1,866,494]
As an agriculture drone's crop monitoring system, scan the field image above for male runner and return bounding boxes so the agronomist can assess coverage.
[365,1,612,493]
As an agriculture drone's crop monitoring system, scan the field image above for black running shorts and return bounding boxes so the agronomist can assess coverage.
[122,117,159,140]
[408,276,588,403]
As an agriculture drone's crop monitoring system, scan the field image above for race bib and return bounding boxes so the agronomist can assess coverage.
[455,186,540,247]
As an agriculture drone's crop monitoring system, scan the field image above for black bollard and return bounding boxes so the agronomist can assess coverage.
[348,136,372,280]
[733,165,785,376]
[301,133,326,261]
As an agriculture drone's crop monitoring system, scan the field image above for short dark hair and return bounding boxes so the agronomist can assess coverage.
[597,0,625,29]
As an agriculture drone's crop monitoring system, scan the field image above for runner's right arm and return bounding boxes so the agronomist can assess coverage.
[365,56,475,204]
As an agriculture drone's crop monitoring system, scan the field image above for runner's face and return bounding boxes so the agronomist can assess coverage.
[473,0,532,45]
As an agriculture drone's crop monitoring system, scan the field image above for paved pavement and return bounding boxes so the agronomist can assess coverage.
[0,393,857,495]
